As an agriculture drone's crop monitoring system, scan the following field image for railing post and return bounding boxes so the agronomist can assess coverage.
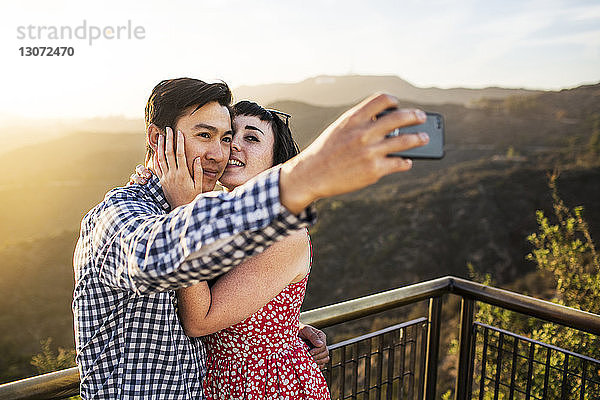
[424,296,443,400]
[455,297,475,400]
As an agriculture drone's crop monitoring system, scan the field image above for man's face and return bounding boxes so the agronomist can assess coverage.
[173,102,232,192]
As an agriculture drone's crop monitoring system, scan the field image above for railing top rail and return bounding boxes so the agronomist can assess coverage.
[300,276,449,328]
[448,276,600,336]
[0,367,79,400]
[300,275,600,335]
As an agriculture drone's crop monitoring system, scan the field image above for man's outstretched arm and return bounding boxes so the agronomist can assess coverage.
[86,93,427,295]
[88,167,312,295]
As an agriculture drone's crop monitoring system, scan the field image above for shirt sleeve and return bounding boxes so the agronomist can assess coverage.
[92,166,317,294]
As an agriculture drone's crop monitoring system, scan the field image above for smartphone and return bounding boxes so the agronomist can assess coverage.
[378,109,445,159]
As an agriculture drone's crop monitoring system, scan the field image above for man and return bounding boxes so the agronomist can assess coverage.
[73,78,429,399]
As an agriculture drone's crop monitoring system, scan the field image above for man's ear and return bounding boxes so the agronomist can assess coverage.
[147,124,162,154]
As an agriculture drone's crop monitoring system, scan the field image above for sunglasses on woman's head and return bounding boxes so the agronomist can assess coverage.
[266,109,291,127]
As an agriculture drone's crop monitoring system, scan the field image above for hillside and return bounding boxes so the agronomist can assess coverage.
[236,74,542,107]
[0,116,144,155]
[305,156,600,309]
[0,132,145,243]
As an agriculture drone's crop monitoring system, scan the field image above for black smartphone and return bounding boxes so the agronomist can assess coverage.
[377,109,445,159]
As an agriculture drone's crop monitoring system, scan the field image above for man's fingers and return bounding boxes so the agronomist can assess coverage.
[165,127,176,170]
[193,157,203,190]
[136,164,152,179]
[369,131,429,176]
[311,349,330,368]
[374,131,429,155]
[176,130,186,169]
[301,327,324,347]
[309,343,330,368]
[379,153,414,175]
[156,133,166,175]
[314,354,330,367]
[355,93,399,120]
[370,108,427,139]
[152,153,163,179]
[129,174,148,185]
[309,346,329,358]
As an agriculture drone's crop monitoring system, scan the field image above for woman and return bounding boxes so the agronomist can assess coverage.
[133,101,330,399]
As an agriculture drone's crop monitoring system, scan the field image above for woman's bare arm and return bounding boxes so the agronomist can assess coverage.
[178,230,310,337]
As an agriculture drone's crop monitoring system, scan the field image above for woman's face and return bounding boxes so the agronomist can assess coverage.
[218,115,275,190]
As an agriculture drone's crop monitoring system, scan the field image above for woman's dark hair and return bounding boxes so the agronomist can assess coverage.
[145,78,232,160]
[232,100,300,166]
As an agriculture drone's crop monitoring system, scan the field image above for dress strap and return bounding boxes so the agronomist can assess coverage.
[306,228,313,268]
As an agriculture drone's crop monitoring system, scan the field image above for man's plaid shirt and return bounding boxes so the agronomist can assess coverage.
[73,167,316,399]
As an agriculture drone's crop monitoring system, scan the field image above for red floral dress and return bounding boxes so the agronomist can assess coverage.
[201,237,330,399]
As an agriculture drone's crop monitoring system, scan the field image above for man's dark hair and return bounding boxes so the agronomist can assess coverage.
[232,100,300,166]
[145,78,232,160]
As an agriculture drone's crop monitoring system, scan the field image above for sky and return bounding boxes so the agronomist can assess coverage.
[0,0,599,119]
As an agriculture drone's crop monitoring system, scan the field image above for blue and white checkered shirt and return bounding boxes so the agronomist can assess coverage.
[73,167,316,399]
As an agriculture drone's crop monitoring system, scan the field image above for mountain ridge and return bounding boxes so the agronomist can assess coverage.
[235,74,545,107]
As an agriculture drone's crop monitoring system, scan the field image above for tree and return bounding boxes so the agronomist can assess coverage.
[471,171,600,399]
[527,171,600,314]
[30,338,76,374]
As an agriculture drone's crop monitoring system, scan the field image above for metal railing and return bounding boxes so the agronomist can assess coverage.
[1,276,600,400]
[470,323,600,399]
[323,318,429,399]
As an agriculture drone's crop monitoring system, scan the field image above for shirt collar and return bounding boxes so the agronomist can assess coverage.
[144,173,171,213]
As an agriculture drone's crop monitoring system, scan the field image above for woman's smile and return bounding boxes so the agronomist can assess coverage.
[226,158,245,168]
